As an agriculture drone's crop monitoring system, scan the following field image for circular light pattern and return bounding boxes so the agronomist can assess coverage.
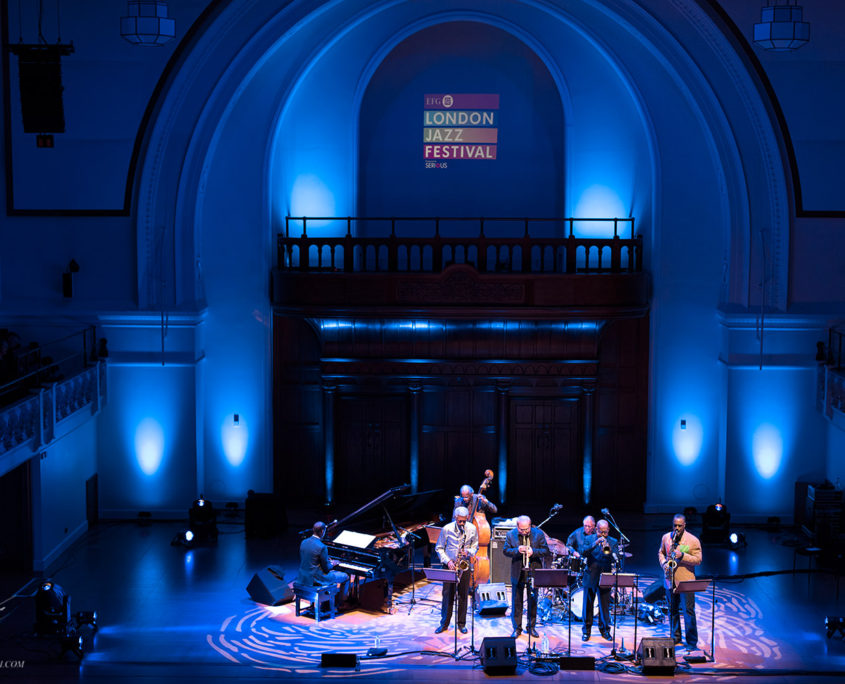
[207,579,784,673]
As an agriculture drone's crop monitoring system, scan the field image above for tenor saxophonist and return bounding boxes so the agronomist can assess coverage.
[434,506,478,634]
[503,515,549,638]
[658,514,702,649]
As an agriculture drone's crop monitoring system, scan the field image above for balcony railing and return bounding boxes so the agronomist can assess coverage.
[279,216,642,274]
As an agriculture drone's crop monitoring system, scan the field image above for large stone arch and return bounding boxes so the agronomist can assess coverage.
[129,0,792,501]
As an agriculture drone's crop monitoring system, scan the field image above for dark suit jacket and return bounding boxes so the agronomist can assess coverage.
[502,526,550,584]
[581,533,618,589]
[297,535,332,586]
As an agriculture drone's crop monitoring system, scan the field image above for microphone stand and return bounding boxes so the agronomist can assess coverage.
[401,527,421,615]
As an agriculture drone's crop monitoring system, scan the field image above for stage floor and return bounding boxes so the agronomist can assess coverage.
[1,511,843,683]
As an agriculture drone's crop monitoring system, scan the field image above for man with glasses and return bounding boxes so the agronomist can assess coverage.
[503,515,549,638]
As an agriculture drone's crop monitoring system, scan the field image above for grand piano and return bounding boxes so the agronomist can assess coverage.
[324,484,446,612]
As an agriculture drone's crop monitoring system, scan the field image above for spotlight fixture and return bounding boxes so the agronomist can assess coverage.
[826,616,845,639]
[34,581,71,636]
[702,501,731,544]
[728,531,747,550]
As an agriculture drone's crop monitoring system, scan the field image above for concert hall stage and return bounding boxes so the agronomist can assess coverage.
[0,512,842,683]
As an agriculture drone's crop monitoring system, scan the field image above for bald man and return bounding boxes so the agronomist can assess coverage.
[503,515,549,638]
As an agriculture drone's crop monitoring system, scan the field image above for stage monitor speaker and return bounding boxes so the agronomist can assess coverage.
[17,56,65,133]
[479,636,517,675]
[477,582,508,616]
[320,652,358,668]
[556,656,595,671]
[246,566,293,606]
[642,579,665,604]
[637,637,676,676]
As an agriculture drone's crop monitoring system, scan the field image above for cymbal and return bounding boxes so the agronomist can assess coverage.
[621,551,633,558]
[544,533,567,554]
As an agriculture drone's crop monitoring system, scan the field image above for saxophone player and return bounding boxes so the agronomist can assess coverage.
[434,506,478,634]
[503,515,549,638]
[658,514,702,649]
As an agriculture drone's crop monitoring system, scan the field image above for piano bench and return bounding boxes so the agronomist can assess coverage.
[293,583,339,622]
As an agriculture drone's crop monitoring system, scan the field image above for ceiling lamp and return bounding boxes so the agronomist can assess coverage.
[753,0,810,52]
[120,1,176,46]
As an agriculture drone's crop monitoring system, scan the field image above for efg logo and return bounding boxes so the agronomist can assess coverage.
[442,94,454,108]
[0,660,25,669]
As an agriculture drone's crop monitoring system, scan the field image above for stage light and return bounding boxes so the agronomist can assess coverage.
[34,581,70,636]
[188,494,218,542]
[826,616,845,639]
[185,530,195,542]
[702,501,731,544]
[728,531,747,550]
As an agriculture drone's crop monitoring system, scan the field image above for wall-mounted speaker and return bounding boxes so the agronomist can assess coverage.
[10,45,72,134]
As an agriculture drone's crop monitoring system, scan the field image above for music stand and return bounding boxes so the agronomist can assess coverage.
[675,579,713,662]
[424,567,462,657]
[600,572,636,659]
[533,569,570,654]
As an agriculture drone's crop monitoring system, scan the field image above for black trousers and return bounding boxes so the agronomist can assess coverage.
[511,570,539,630]
[440,569,471,628]
[582,584,611,633]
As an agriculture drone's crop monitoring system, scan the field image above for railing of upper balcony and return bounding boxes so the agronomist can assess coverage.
[279,217,642,274]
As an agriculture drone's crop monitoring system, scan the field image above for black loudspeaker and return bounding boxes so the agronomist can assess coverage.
[490,525,513,584]
[637,637,676,675]
[556,655,595,671]
[320,653,358,668]
[476,582,509,616]
[246,567,293,606]
[479,636,517,674]
[642,579,665,604]
[17,54,65,133]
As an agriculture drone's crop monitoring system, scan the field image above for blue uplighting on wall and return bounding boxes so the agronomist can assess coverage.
[572,184,628,238]
[752,423,783,479]
[221,413,248,467]
[672,414,703,466]
[289,174,336,231]
[134,417,164,475]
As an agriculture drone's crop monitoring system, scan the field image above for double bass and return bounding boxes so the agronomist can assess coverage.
[467,469,494,584]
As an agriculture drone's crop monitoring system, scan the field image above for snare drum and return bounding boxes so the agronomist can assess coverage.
[552,555,583,573]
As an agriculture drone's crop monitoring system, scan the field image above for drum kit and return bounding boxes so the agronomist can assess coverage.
[538,535,636,623]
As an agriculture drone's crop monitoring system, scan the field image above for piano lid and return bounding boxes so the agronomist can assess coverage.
[326,485,447,542]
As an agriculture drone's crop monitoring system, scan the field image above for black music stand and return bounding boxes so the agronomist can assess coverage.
[600,572,636,659]
[533,569,570,654]
[423,567,463,658]
[675,578,713,662]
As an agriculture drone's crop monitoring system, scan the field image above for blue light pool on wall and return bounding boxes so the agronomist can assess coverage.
[289,175,336,232]
[221,414,248,467]
[572,185,628,238]
[672,415,703,466]
[134,417,165,475]
[753,1,810,52]
[752,423,783,479]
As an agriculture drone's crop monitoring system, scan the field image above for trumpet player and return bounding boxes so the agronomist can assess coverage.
[503,515,549,638]
[581,519,617,641]
[658,514,702,649]
[434,506,478,634]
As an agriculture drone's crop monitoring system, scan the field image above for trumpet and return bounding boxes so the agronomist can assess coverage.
[522,534,532,568]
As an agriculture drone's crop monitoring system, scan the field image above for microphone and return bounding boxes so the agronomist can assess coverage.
[601,508,610,516]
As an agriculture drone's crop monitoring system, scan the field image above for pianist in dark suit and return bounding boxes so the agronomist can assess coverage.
[434,506,478,634]
[296,521,350,603]
[503,515,549,638]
